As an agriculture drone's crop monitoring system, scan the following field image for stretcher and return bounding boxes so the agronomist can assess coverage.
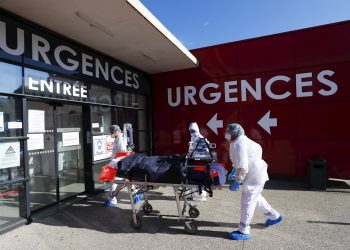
[114,179,201,234]
[109,140,224,234]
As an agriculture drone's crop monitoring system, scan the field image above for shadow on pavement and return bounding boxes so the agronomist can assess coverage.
[307,221,350,226]
[264,178,350,192]
[31,192,269,239]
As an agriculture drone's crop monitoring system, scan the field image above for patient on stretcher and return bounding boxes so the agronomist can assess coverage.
[110,153,227,196]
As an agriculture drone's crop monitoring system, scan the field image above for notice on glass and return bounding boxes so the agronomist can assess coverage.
[28,110,45,133]
[106,136,114,158]
[62,132,80,147]
[0,141,20,169]
[8,121,22,129]
[0,112,4,132]
[93,135,107,161]
[27,133,44,151]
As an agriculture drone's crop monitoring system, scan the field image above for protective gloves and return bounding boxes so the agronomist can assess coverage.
[229,181,241,191]
[227,168,237,181]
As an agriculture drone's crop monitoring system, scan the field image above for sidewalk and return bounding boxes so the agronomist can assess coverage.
[0,180,349,250]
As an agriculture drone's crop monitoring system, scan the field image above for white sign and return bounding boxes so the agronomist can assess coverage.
[106,136,114,158]
[8,121,22,129]
[93,135,107,161]
[0,112,3,132]
[167,70,338,107]
[258,110,278,135]
[0,141,20,169]
[92,135,114,161]
[207,113,223,135]
[92,123,99,128]
[62,132,80,147]
[28,110,45,132]
[27,133,44,150]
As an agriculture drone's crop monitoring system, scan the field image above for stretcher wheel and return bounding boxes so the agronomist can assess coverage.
[184,220,197,235]
[142,204,153,215]
[189,207,200,218]
[130,215,142,229]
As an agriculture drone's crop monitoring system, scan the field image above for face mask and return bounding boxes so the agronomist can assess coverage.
[191,132,198,137]
[225,133,231,141]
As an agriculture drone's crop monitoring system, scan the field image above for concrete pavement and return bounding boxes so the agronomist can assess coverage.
[0,180,349,250]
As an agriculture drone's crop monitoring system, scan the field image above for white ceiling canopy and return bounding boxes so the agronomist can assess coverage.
[0,0,198,74]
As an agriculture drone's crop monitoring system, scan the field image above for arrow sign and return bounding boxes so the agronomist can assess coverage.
[207,113,223,135]
[258,110,277,135]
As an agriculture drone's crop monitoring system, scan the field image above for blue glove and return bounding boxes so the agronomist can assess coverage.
[227,168,237,181]
[229,181,241,191]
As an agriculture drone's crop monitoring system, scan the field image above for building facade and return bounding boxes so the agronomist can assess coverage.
[0,10,153,231]
[152,21,350,181]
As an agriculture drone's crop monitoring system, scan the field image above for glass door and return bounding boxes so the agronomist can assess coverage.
[55,104,84,200]
[27,102,56,211]
[27,101,84,211]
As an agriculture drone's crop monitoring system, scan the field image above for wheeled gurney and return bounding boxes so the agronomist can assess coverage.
[110,142,226,234]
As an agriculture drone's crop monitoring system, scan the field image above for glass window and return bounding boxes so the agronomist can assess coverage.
[24,68,88,101]
[115,108,138,131]
[0,140,25,183]
[91,106,111,135]
[0,96,23,137]
[114,91,147,109]
[0,183,26,227]
[0,61,22,94]
[91,106,112,162]
[90,84,111,104]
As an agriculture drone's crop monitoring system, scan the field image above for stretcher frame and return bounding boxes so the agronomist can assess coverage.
[114,178,201,234]
[112,139,218,234]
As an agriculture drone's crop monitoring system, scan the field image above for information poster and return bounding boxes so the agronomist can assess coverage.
[62,132,80,147]
[0,141,20,169]
[27,133,44,150]
[106,136,114,158]
[93,135,107,161]
[28,110,45,132]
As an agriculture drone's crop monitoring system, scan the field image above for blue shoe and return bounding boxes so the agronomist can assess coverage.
[265,215,283,226]
[133,193,144,204]
[103,200,118,207]
[228,230,251,240]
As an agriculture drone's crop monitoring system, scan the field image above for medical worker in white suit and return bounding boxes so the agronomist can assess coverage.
[188,122,208,201]
[225,123,282,240]
[103,125,128,207]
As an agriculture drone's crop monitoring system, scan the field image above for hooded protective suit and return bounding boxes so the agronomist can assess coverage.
[189,122,204,142]
[188,122,208,201]
[226,123,281,237]
[105,125,128,207]
[229,135,268,191]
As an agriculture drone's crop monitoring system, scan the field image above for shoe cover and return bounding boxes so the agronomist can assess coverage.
[265,215,283,226]
[192,193,207,201]
[228,230,251,240]
[133,193,144,204]
[103,200,118,207]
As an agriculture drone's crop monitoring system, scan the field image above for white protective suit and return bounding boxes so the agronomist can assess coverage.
[188,122,208,200]
[229,134,280,234]
[108,132,128,203]
[111,132,127,162]
[189,122,204,144]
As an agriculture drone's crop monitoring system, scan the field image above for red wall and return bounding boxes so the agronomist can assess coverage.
[151,21,350,179]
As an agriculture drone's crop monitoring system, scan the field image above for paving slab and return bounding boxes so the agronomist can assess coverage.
[0,180,349,250]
